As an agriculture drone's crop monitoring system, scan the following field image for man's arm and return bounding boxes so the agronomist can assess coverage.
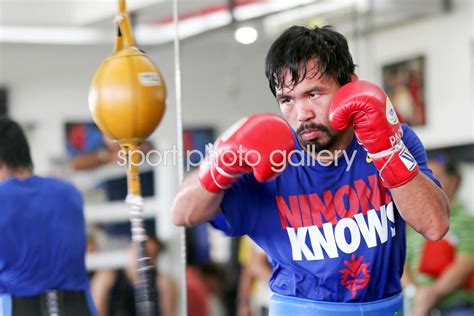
[70,149,110,170]
[158,273,178,316]
[89,269,117,316]
[413,253,474,315]
[329,81,449,240]
[391,172,450,240]
[236,265,254,316]
[70,141,153,170]
[171,170,224,227]
[430,252,474,298]
[248,247,272,281]
[401,264,413,287]
[172,114,294,228]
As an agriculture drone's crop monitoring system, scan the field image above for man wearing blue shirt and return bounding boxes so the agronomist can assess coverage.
[0,118,97,315]
[172,26,450,315]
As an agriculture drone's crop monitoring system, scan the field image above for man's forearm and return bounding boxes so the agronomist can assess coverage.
[413,254,474,313]
[171,170,224,227]
[401,265,413,287]
[432,253,474,296]
[70,149,109,170]
[249,250,272,281]
[391,172,450,240]
[237,265,254,304]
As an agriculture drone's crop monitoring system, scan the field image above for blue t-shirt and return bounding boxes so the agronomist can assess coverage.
[212,124,439,303]
[0,176,89,296]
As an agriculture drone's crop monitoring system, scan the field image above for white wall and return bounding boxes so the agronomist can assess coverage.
[1,44,104,173]
[458,163,474,212]
[369,1,473,214]
[179,31,278,130]
[0,31,279,174]
[0,0,472,211]
[368,2,473,149]
[350,1,474,213]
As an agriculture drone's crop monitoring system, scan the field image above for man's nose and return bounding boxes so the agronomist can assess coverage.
[296,101,315,122]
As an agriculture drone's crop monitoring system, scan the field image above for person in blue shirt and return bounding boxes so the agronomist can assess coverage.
[171,26,450,315]
[0,117,97,315]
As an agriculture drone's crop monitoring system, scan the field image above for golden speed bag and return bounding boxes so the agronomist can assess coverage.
[89,47,167,142]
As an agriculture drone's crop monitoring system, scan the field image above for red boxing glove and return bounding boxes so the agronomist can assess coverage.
[199,113,294,193]
[329,80,419,188]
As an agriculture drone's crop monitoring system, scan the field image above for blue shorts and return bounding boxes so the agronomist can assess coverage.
[269,293,403,316]
[0,294,12,315]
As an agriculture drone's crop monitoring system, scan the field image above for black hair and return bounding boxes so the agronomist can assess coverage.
[265,25,356,96]
[197,262,226,283]
[429,153,462,192]
[0,117,33,170]
[444,159,460,179]
[430,153,460,178]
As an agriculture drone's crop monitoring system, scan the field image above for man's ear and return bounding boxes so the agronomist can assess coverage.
[350,74,358,82]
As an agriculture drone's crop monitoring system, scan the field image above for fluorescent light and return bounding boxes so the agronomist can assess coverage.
[233,0,313,21]
[234,26,258,45]
[0,0,318,45]
[263,0,360,36]
[0,26,109,45]
[136,11,232,45]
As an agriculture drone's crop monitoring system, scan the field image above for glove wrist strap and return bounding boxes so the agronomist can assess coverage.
[199,155,239,193]
[371,141,419,188]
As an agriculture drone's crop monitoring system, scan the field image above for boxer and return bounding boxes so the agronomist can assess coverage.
[172,26,450,315]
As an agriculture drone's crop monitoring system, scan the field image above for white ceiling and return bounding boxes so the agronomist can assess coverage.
[0,0,449,45]
[0,0,223,27]
[0,0,318,27]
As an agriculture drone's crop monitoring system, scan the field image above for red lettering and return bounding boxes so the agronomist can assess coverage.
[276,196,302,229]
[322,190,338,224]
[275,175,392,229]
[334,185,360,219]
[298,195,313,227]
[308,191,337,227]
[354,174,382,214]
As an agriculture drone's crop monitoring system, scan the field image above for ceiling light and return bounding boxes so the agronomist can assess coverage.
[234,26,258,45]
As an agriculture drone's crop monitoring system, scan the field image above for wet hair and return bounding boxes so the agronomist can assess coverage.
[265,25,356,96]
[0,117,33,170]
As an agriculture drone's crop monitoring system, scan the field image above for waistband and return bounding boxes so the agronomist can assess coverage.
[0,294,12,316]
[0,290,97,316]
[269,293,403,316]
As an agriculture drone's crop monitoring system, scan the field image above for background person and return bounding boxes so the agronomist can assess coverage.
[403,156,474,316]
[90,235,178,316]
[0,117,97,315]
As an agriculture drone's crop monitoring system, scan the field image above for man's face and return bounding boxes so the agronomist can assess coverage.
[276,59,342,152]
[428,160,458,200]
[428,161,448,188]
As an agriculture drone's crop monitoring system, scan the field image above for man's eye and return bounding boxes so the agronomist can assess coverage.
[280,98,291,104]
